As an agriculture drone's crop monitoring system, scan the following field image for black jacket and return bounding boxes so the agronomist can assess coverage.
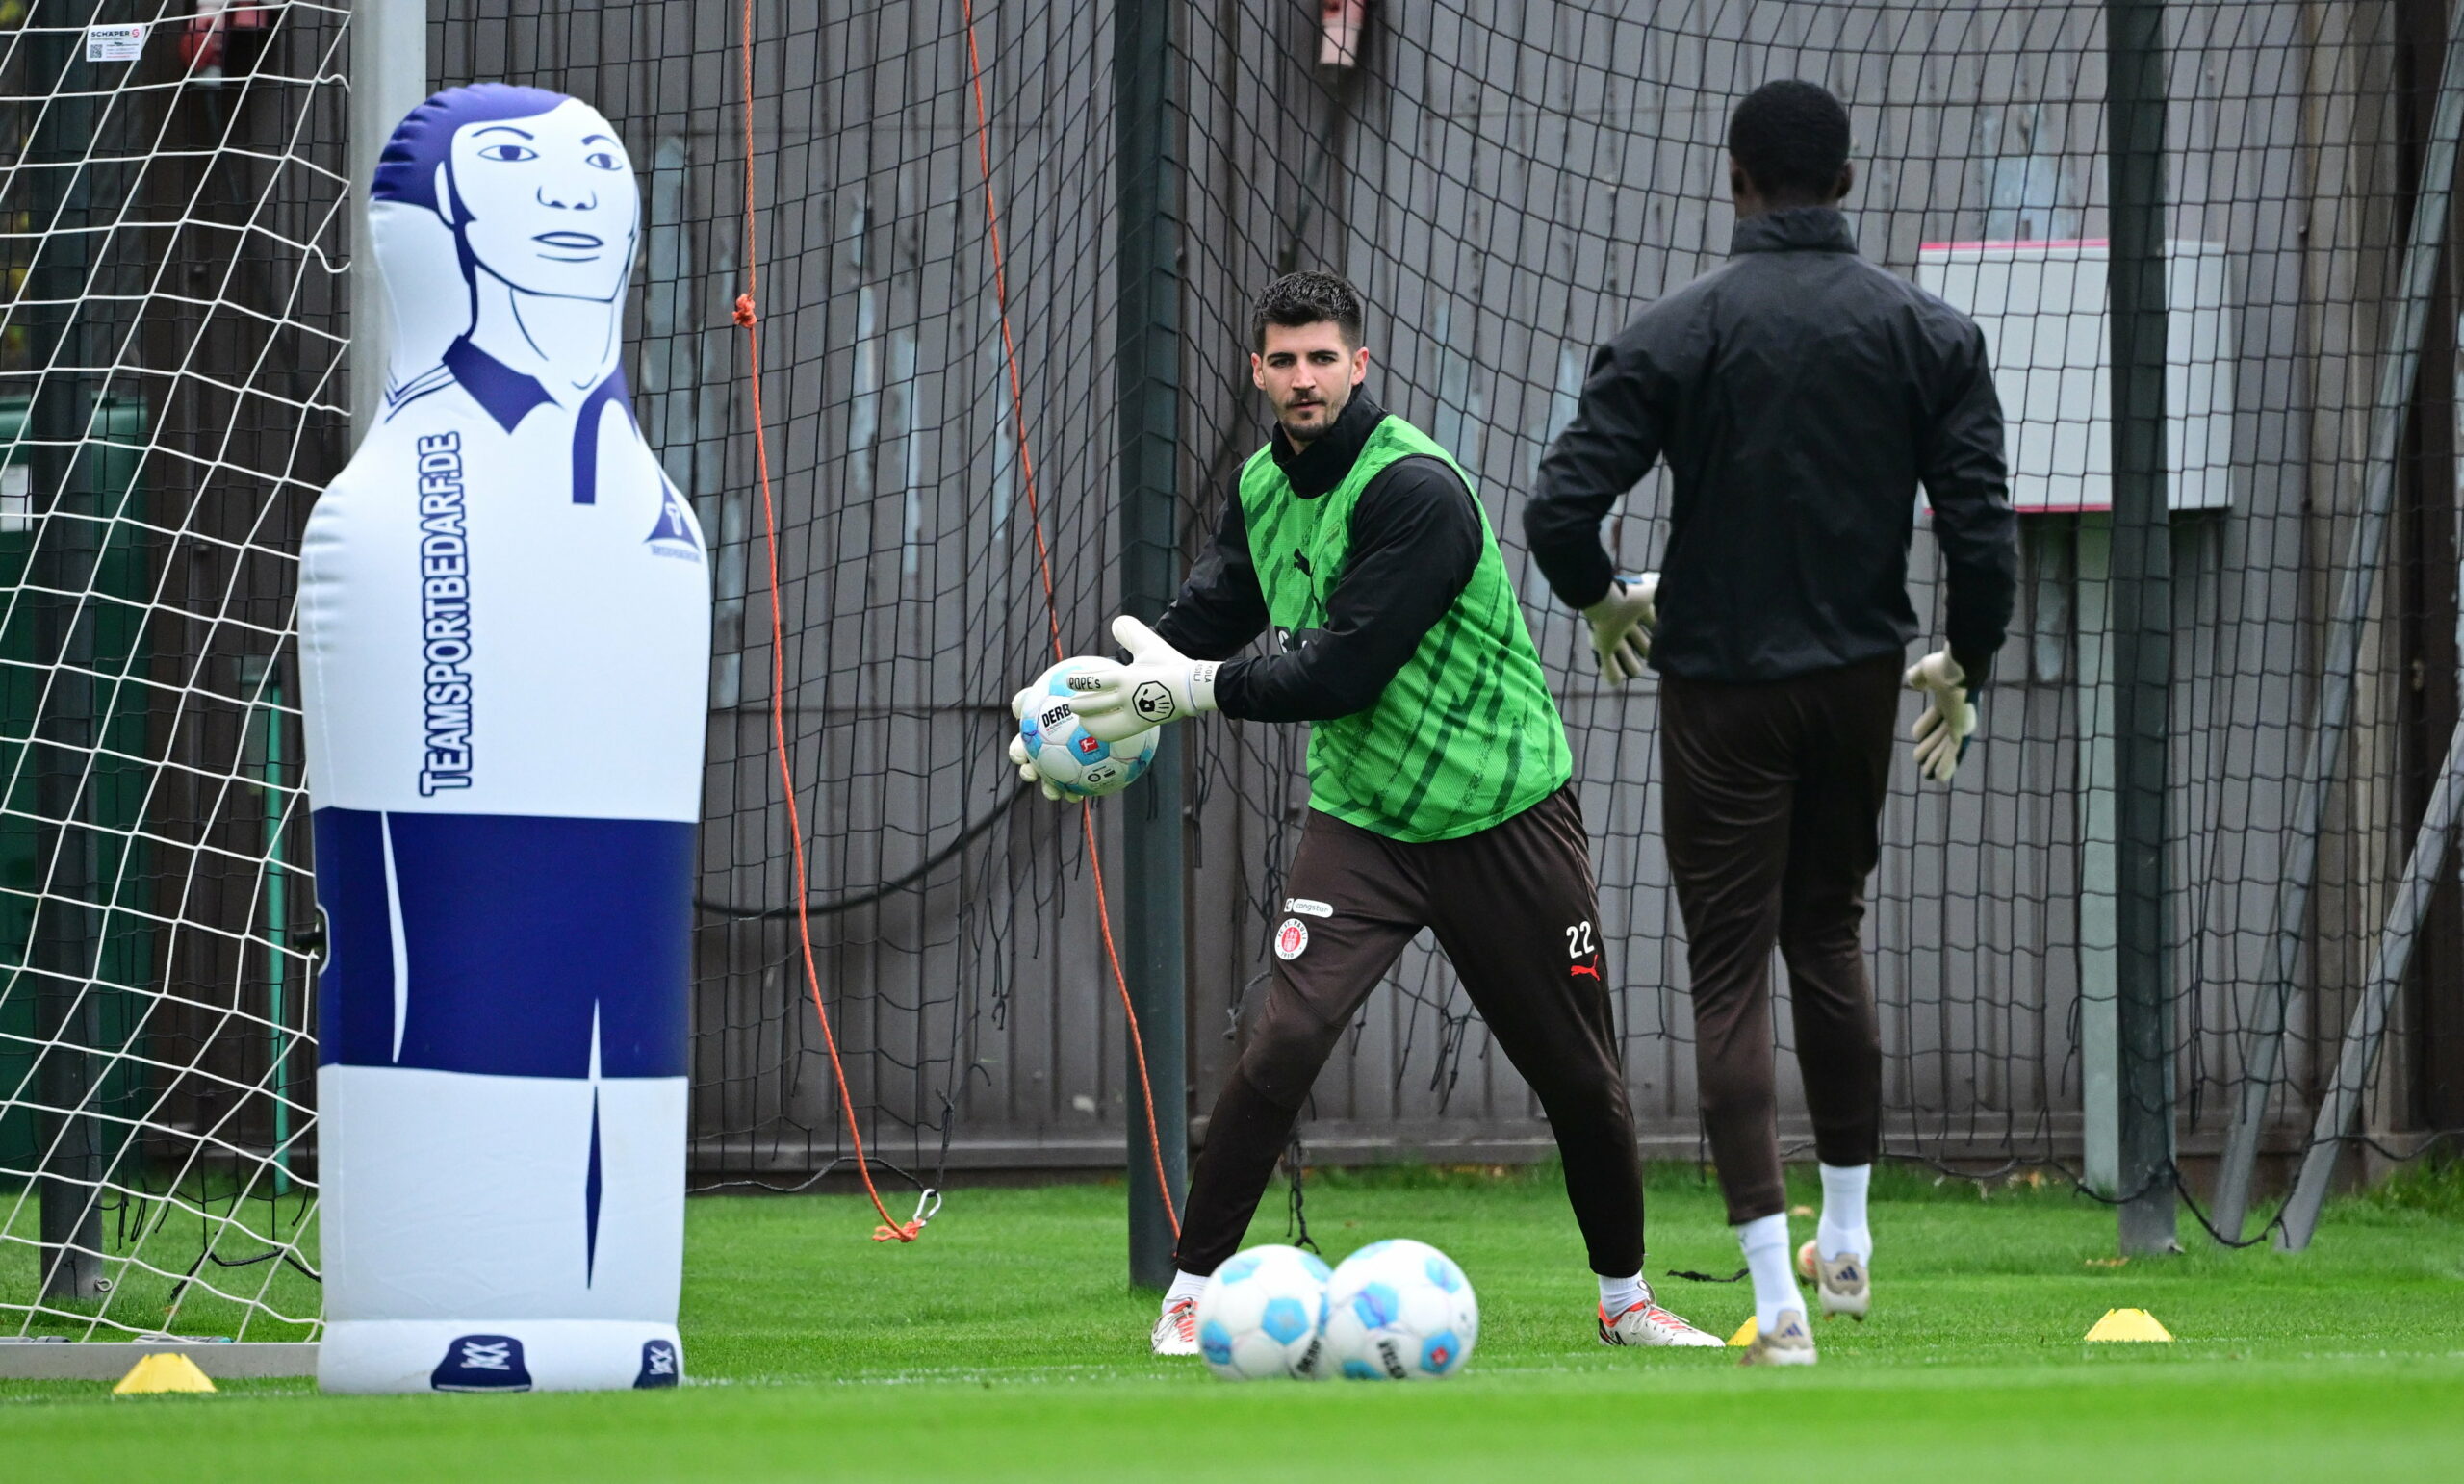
[1155,393,1482,722]
[1525,206,2017,684]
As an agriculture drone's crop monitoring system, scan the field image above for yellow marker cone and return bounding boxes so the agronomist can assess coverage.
[114,1352,218,1394]
[1727,1316,1758,1347]
[2083,1307,2173,1343]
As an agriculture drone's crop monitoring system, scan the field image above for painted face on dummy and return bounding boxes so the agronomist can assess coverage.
[444,99,638,303]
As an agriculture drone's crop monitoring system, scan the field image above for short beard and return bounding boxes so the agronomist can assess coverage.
[1277,384,1350,444]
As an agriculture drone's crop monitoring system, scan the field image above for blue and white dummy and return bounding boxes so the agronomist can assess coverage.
[301,84,709,1394]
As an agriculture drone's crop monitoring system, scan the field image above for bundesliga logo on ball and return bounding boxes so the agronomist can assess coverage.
[1017,659,1160,799]
[1322,1239,1478,1381]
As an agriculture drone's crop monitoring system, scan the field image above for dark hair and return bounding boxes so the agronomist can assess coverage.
[1727,80,1853,203]
[1250,271,1365,352]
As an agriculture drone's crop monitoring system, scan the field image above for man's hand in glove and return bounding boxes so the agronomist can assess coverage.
[1004,684,1064,801]
[1903,649,1977,783]
[1581,572,1659,684]
[1004,732,1065,802]
[1065,615,1219,743]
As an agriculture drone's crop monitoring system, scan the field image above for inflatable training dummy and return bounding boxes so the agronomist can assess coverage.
[302,84,709,1394]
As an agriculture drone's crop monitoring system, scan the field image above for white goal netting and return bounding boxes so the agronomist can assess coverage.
[1,2,346,1342]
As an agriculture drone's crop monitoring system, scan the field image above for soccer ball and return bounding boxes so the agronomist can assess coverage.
[1195,1243,1332,1381]
[1322,1239,1477,1381]
[1016,659,1159,799]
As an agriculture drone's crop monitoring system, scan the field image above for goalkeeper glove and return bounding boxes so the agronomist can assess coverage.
[1065,615,1219,743]
[1903,649,1977,784]
[1005,686,1065,802]
[1004,732,1065,803]
[1581,572,1658,684]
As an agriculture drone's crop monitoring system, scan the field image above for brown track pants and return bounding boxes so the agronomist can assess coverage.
[1174,785,1646,1277]
[1659,653,1900,1226]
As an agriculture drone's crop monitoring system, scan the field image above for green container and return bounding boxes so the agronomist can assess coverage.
[0,394,154,1177]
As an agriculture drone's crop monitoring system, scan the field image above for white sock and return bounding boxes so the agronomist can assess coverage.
[1164,1269,1209,1309]
[1816,1162,1873,1261]
[1597,1271,1648,1316]
[1735,1212,1798,1332]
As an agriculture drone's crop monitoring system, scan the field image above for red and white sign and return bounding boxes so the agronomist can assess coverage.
[1319,0,1367,68]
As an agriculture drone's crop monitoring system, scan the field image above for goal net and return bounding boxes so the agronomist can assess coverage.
[0,2,346,1340]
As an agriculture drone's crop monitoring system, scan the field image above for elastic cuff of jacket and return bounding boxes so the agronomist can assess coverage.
[1558,569,1616,613]
[1950,648,1995,693]
[1210,657,1252,719]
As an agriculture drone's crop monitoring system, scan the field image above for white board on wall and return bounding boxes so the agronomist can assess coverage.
[1916,240,2234,513]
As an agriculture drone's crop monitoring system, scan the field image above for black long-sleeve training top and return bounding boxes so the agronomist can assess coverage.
[1525,206,2018,685]
[1154,392,1482,722]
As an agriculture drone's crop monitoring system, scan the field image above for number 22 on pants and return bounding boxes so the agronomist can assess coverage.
[1565,920,1601,982]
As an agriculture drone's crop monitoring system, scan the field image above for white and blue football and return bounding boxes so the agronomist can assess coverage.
[1322,1238,1477,1381]
[1017,659,1159,799]
[1195,1242,1331,1381]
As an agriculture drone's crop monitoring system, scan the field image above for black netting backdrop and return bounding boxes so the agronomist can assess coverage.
[433,0,1141,1198]
[8,0,2458,1337]
[1183,0,2451,1183]
[473,0,2442,1195]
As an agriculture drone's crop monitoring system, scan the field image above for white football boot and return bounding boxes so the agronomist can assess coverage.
[1598,1298,1725,1348]
[1795,1238,1871,1320]
[1738,1308,1818,1367]
[1150,1295,1200,1357]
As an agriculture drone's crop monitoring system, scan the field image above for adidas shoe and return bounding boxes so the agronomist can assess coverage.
[1150,1296,1199,1356]
[1598,1299,1724,1348]
[1795,1239,1870,1320]
[1738,1308,1817,1367]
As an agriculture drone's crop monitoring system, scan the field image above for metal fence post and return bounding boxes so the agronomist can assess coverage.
[1114,0,1190,1290]
[2105,0,2176,1255]
[2275,714,2464,1251]
[21,9,107,1305]
[2074,516,2119,1196]
[348,0,430,440]
[2210,0,2464,1242]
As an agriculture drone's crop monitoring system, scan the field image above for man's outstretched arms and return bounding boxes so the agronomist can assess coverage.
[1154,461,1480,724]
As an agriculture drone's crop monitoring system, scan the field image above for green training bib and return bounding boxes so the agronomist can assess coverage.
[1238,414,1572,842]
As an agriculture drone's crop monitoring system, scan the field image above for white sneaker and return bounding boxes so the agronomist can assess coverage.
[1598,1299,1724,1348]
[1796,1238,1871,1320]
[1739,1308,1818,1367]
[1151,1296,1199,1356]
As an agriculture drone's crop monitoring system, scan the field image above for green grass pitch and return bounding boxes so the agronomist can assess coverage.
[5,1161,2461,1480]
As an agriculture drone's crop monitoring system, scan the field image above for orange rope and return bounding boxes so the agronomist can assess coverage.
[959,0,1180,1240]
[732,0,1179,1249]
[736,0,920,1243]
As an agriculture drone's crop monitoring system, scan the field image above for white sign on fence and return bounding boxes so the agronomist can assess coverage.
[86,24,147,64]
[1917,240,2236,514]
